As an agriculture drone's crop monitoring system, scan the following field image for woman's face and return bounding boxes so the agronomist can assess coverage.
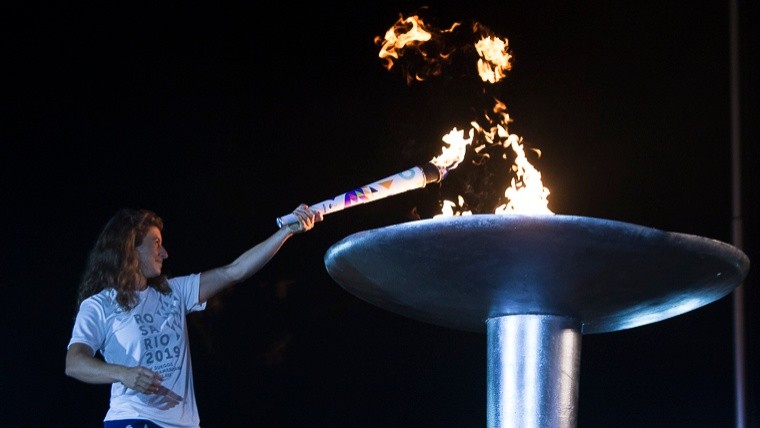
[136,225,168,279]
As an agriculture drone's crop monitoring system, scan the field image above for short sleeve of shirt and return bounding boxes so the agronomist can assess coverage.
[67,294,110,354]
[169,273,206,314]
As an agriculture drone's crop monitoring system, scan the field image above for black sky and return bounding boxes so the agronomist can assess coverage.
[3,1,759,427]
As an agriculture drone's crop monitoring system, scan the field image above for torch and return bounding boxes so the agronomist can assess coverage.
[276,162,448,228]
[276,127,473,228]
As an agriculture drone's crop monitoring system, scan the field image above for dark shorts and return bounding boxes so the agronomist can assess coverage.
[104,419,163,428]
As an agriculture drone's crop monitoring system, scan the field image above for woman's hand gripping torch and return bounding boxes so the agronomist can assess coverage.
[276,162,448,228]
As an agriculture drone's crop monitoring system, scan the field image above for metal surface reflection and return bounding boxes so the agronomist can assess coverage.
[325,215,749,334]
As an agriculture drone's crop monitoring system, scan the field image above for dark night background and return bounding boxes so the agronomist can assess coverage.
[3,1,759,427]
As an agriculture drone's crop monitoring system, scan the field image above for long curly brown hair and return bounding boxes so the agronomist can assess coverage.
[75,209,171,312]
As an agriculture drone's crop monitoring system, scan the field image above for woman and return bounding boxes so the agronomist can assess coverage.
[65,204,322,428]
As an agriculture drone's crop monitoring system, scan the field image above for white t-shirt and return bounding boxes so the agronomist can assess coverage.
[68,274,207,428]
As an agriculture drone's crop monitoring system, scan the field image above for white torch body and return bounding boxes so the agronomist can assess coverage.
[276,163,446,228]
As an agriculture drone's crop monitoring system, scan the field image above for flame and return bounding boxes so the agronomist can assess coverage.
[428,128,476,218]
[376,15,433,71]
[434,195,472,218]
[494,134,552,214]
[473,99,553,215]
[474,36,512,83]
[430,127,474,171]
[377,12,553,217]
[473,39,551,215]
[375,14,460,84]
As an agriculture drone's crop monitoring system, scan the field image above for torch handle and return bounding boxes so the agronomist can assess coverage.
[275,163,445,228]
[276,201,332,228]
[276,213,299,228]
